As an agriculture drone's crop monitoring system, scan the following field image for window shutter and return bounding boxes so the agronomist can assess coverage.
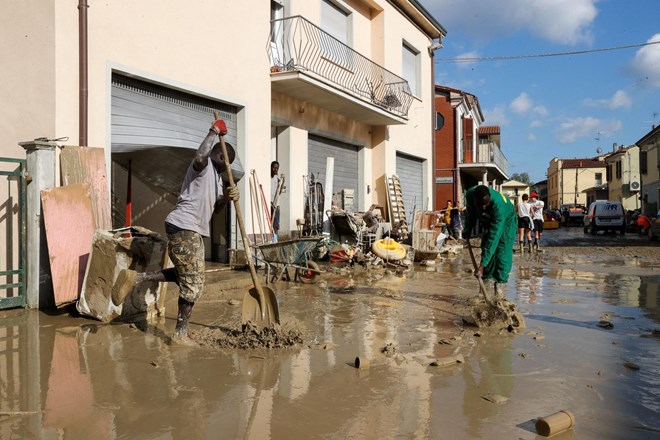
[402,44,418,96]
[322,0,348,44]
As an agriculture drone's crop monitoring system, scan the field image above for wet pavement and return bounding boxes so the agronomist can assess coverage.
[1,227,659,439]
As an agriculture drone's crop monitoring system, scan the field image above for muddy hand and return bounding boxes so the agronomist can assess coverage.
[228,185,239,201]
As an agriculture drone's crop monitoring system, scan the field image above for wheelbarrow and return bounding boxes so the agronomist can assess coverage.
[254,237,322,284]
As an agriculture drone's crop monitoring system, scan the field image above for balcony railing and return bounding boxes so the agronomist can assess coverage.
[461,141,509,176]
[267,16,413,118]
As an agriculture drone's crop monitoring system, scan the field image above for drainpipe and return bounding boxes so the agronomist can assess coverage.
[78,0,88,146]
[429,38,442,210]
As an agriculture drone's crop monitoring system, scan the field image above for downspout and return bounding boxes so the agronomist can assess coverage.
[429,39,442,209]
[78,0,88,146]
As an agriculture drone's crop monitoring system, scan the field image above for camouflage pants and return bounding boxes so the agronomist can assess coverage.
[167,230,205,303]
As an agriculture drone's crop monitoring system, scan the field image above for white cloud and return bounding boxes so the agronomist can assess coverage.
[484,105,509,126]
[510,93,548,116]
[424,0,597,45]
[530,120,544,128]
[533,105,549,116]
[583,90,632,110]
[528,133,537,142]
[555,117,623,144]
[629,34,660,88]
[510,92,533,114]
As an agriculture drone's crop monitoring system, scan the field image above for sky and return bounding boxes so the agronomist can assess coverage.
[419,0,660,184]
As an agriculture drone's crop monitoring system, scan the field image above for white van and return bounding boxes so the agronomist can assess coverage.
[583,201,626,235]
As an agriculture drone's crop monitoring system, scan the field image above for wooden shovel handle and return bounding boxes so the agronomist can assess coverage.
[213,112,267,319]
[466,238,493,306]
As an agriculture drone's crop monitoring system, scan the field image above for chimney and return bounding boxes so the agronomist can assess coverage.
[612,143,618,152]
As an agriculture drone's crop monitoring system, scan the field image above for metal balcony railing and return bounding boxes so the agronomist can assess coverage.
[461,141,509,176]
[267,16,413,118]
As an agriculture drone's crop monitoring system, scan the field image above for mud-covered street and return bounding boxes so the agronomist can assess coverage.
[1,227,659,439]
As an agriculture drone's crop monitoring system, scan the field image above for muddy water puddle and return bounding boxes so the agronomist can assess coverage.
[1,249,659,439]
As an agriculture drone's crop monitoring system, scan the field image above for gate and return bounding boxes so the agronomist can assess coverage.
[0,158,26,309]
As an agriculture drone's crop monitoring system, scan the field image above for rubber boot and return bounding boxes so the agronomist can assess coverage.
[494,283,505,300]
[533,238,539,252]
[170,298,197,346]
[527,241,532,253]
[519,241,524,253]
[111,269,138,306]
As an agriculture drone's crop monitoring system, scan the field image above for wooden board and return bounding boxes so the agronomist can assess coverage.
[60,146,112,230]
[41,183,95,306]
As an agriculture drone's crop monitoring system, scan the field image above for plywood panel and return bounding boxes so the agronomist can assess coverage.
[61,146,112,230]
[41,183,95,306]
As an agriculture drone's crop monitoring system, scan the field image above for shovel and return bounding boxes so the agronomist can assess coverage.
[465,238,493,306]
[214,113,279,328]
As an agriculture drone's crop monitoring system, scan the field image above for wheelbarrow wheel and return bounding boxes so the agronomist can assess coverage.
[297,260,320,284]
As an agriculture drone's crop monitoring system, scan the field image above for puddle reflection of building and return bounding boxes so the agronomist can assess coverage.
[461,336,514,438]
[0,312,45,438]
[639,277,660,323]
[516,265,544,305]
[272,279,437,437]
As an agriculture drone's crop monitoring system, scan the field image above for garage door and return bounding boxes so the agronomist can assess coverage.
[111,73,238,195]
[396,153,424,223]
[308,135,359,210]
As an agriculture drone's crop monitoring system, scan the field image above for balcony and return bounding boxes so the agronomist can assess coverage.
[268,16,413,126]
[459,141,509,181]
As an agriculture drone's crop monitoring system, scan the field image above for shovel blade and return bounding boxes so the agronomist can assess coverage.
[241,286,280,328]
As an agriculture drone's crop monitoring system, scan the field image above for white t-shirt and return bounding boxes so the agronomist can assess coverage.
[533,200,545,221]
[165,159,223,237]
[517,201,533,219]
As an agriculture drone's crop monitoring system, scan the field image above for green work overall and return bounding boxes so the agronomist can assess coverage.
[464,186,517,283]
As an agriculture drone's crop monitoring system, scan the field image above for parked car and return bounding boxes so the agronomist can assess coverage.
[583,201,626,235]
[560,203,586,226]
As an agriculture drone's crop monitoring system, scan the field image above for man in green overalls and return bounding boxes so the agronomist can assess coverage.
[463,185,517,299]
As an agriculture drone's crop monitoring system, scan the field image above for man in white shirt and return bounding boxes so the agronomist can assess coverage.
[530,192,544,251]
[516,193,535,253]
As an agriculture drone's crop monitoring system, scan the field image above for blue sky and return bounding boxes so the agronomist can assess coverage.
[420,0,660,183]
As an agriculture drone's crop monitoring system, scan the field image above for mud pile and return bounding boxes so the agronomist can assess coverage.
[470,299,525,330]
[191,321,304,349]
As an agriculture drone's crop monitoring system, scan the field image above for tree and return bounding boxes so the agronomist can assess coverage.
[511,172,531,184]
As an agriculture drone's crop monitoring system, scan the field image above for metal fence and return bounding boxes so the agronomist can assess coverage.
[268,15,413,118]
[0,157,26,309]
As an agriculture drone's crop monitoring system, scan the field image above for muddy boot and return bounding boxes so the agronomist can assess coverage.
[518,241,524,253]
[527,242,532,253]
[494,283,505,300]
[111,269,138,306]
[170,298,197,346]
[533,239,539,252]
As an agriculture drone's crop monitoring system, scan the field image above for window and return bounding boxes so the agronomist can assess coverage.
[269,0,285,66]
[321,0,352,69]
[606,164,612,182]
[322,0,349,44]
[435,112,444,130]
[595,173,602,186]
[402,43,420,96]
[641,150,648,174]
[616,161,622,179]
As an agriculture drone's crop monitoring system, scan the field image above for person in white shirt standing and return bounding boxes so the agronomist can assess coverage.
[530,192,544,251]
[516,193,535,253]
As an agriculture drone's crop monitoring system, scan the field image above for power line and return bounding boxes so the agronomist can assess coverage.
[435,40,660,62]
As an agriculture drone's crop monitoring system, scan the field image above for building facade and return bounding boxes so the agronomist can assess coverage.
[432,86,508,208]
[604,144,640,211]
[547,157,606,210]
[1,0,446,265]
[637,125,660,216]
